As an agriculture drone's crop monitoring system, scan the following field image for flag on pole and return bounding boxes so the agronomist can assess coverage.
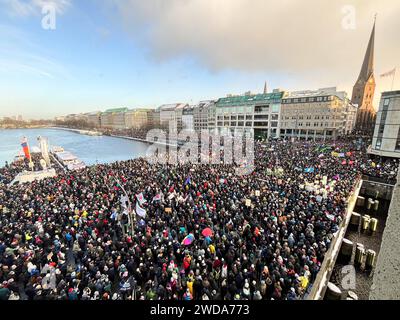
[380,68,396,78]
[136,202,147,218]
[326,213,335,221]
[136,193,147,205]
[120,195,128,209]
[21,137,31,161]
[152,193,162,202]
[184,176,191,186]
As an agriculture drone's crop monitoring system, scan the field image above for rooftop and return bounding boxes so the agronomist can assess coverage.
[103,108,129,114]
[382,90,400,97]
[158,103,187,111]
[216,92,284,107]
[126,108,154,113]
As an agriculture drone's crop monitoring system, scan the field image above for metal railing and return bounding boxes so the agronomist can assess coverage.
[307,179,362,300]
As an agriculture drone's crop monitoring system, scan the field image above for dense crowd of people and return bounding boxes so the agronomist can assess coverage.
[103,128,150,141]
[0,137,398,301]
[0,154,45,185]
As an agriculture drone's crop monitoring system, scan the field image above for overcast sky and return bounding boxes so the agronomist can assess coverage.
[0,0,399,119]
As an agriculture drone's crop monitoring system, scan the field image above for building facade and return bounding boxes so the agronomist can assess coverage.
[86,111,102,127]
[213,91,284,139]
[280,87,357,140]
[158,103,188,131]
[125,108,152,129]
[370,91,400,158]
[352,21,377,133]
[100,108,129,129]
[208,102,217,134]
[182,105,194,131]
[194,101,214,132]
[146,109,160,129]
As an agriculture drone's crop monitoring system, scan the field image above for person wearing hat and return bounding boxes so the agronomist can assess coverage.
[1,138,397,301]
[0,282,10,301]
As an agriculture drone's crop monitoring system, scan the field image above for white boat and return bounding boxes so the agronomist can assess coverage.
[51,146,65,153]
[30,146,41,154]
[52,148,86,171]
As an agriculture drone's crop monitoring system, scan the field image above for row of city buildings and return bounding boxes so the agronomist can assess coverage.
[57,21,382,142]
[55,19,400,157]
[57,86,358,141]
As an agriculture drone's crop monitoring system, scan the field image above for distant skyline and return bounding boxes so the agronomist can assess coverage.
[0,0,399,119]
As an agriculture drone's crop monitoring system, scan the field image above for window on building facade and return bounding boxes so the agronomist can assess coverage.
[255,105,269,113]
[254,122,269,127]
[381,111,388,123]
[376,139,382,150]
[271,105,280,113]
[395,128,400,151]
[384,98,390,107]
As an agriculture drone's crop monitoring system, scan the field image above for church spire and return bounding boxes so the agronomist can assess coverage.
[357,18,375,82]
[263,81,268,94]
[352,17,377,134]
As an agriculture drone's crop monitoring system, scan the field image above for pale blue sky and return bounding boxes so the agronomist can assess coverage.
[0,0,399,119]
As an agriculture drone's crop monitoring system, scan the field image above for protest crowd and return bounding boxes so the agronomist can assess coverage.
[0,138,398,301]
